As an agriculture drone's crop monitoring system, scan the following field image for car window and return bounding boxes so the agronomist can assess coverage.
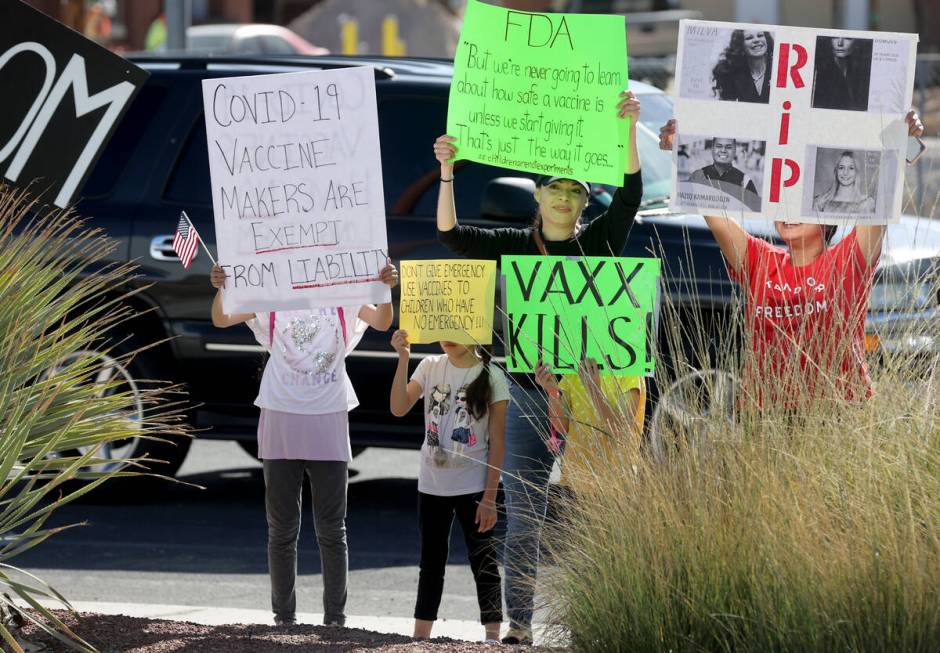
[377,96,445,217]
[593,92,673,206]
[237,36,265,54]
[188,33,232,53]
[163,117,211,206]
[81,84,168,198]
[261,35,295,54]
[379,95,541,221]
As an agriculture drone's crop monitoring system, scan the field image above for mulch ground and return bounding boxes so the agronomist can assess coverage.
[18,611,547,652]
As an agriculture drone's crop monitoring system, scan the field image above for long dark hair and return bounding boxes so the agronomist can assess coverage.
[464,346,493,420]
[712,30,775,100]
[812,37,872,111]
[530,210,583,254]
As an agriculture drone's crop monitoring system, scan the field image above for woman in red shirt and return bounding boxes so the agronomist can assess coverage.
[659,113,924,407]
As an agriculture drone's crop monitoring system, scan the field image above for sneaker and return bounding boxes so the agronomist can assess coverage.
[501,626,532,645]
[274,614,296,627]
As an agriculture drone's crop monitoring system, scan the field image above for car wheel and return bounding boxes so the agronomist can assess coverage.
[43,345,191,479]
[648,368,738,462]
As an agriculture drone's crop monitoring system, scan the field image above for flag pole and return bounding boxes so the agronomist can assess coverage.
[181,210,218,266]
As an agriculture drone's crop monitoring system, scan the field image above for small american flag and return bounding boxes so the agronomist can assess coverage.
[173,215,200,269]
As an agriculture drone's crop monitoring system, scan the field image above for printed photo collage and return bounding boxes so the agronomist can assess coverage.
[674,23,913,222]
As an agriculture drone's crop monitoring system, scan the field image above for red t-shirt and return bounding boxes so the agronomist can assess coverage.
[728,231,877,407]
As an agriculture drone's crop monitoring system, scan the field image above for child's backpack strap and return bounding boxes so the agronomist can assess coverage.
[269,311,276,348]
[337,307,348,347]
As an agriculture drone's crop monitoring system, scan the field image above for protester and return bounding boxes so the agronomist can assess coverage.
[534,358,645,491]
[712,29,775,103]
[812,151,876,214]
[433,90,642,645]
[209,262,398,627]
[659,112,924,407]
[389,330,509,643]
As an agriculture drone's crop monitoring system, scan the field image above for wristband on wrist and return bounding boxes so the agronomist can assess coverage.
[440,177,454,182]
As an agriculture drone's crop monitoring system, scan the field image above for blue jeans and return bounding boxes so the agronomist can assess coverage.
[502,381,553,630]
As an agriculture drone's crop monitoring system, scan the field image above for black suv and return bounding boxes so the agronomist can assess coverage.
[76,54,940,476]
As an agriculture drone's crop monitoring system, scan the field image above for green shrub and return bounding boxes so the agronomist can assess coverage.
[0,187,186,652]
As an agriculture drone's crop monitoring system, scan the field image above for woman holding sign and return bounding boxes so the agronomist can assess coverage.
[658,113,923,408]
[433,90,643,645]
[209,262,398,628]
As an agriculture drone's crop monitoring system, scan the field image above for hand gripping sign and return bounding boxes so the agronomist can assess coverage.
[672,19,918,224]
[501,255,660,376]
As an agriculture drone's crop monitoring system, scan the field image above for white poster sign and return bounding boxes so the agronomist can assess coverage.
[672,20,918,224]
[202,66,390,312]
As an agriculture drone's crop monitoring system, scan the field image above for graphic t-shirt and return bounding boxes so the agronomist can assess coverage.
[246,307,366,415]
[728,231,877,407]
[557,374,645,487]
[411,354,511,496]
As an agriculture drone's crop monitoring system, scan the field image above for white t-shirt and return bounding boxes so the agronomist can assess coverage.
[411,354,511,496]
[246,307,366,415]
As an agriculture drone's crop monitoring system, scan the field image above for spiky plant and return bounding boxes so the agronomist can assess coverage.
[0,186,187,652]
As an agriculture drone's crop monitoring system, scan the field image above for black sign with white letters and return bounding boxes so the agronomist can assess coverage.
[0,0,148,208]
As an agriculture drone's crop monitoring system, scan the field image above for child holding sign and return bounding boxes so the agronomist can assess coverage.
[534,358,645,490]
[209,262,398,627]
[389,330,509,643]
[433,90,642,644]
[658,112,924,407]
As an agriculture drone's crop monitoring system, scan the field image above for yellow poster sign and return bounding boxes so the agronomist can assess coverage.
[399,259,496,344]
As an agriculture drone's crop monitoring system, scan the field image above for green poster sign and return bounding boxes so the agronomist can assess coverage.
[448,0,629,186]
[501,255,659,376]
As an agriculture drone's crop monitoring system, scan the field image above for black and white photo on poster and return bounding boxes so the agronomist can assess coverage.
[811,36,873,111]
[802,146,898,222]
[676,134,765,212]
[679,25,775,104]
[0,0,148,208]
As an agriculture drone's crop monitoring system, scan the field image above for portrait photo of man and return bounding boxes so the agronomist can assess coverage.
[687,137,762,211]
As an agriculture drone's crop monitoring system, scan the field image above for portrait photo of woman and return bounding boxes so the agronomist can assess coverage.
[812,149,877,215]
[812,36,873,111]
[711,29,775,104]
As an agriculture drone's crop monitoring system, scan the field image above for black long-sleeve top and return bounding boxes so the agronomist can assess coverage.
[437,172,643,261]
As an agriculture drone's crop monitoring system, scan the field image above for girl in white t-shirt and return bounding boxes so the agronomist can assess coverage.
[389,330,510,643]
[209,262,398,628]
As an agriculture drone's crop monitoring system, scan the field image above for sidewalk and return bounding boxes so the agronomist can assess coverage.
[18,599,550,644]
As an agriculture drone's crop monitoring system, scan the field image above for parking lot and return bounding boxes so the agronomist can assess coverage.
[17,441,492,622]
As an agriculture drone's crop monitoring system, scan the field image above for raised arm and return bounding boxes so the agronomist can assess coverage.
[210,265,255,328]
[357,263,399,331]
[659,119,749,275]
[389,330,423,417]
[434,135,458,232]
[617,90,641,174]
[535,363,568,450]
[854,110,925,266]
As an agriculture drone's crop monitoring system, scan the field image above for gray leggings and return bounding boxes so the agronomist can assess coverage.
[262,459,348,625]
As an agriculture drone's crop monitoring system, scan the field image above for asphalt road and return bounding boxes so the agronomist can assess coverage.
[17,441,489,621]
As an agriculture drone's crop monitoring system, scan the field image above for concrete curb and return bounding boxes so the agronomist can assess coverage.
[18,599,492,642]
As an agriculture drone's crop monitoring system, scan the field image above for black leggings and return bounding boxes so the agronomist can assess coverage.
[414,491,503,624]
